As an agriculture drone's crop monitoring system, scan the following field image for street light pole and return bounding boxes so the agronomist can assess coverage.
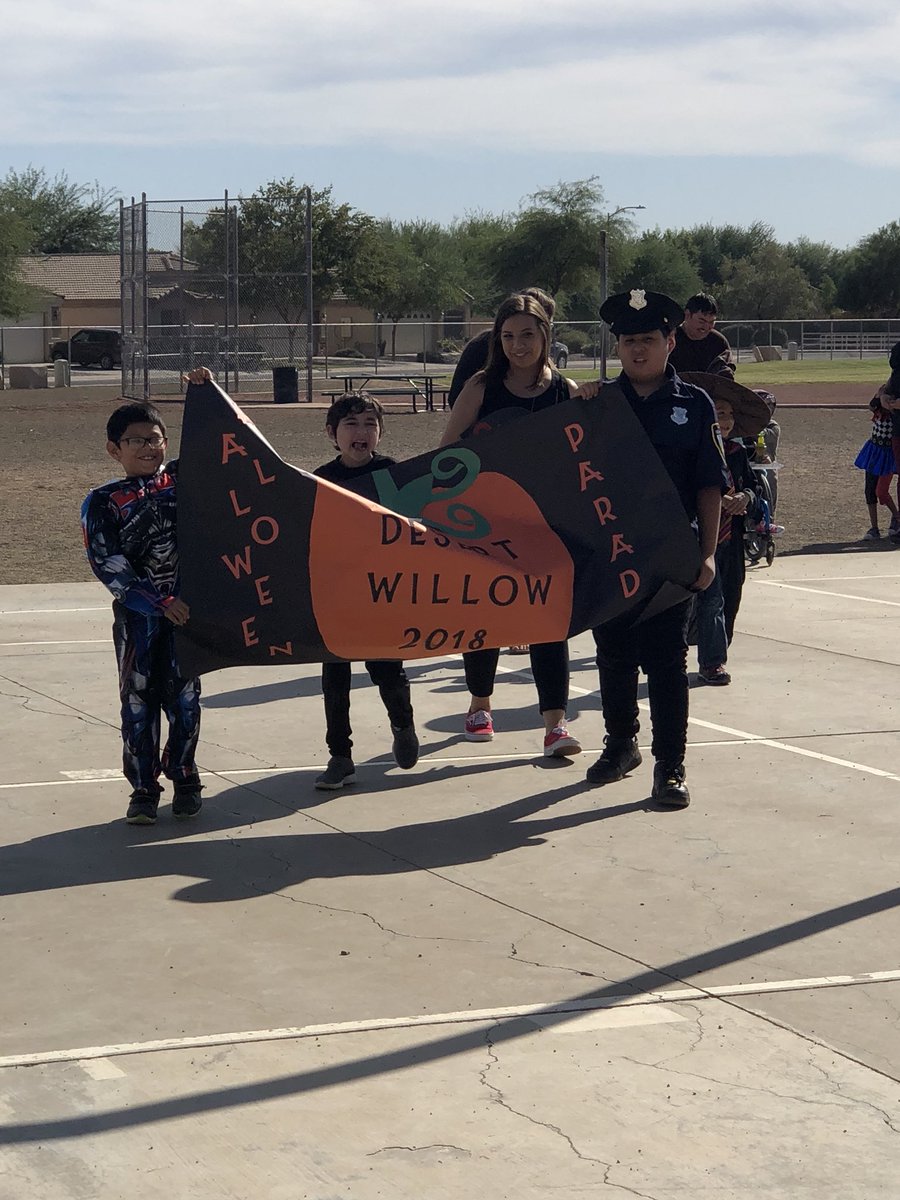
[599,204,645,380]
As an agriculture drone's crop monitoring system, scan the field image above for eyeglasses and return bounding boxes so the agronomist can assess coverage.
[119,435,167,449]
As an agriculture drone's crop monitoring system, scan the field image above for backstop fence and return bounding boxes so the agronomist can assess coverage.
[120,192,314,401]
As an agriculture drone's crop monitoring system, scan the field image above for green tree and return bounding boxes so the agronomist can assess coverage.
[0,208,33,317]
[671,221,774,288]
[786,237,847,313]
[184,179,378,359]
[445,212,515,313]
[345,220,465,358]
[717,243,818,319]
[489,177,609,297]
[613,229,702,301]
[838,222,900,315]
[0,166,118,253]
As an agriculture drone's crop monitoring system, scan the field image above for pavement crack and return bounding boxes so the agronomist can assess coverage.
[805,1050,900,1134]
[366,1143,472,1158]
[507,949,612,981]
[245,879,483,943]
[478,1026,610,1171]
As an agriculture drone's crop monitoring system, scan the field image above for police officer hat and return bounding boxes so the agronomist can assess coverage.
[680,372,771,438]
[600,289,684,337]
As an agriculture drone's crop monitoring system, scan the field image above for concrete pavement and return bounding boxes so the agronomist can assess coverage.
[1,550,898,1198]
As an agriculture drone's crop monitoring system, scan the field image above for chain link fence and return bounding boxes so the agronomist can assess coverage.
[120,194,313,400]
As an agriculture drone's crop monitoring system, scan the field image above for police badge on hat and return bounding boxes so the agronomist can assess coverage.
[600,289,684,336]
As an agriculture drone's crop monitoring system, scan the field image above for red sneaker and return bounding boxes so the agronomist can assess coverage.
[464,709,494,742]
[543,724,582,757]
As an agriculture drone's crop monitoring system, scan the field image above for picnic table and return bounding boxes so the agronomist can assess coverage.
[329,372,444,413]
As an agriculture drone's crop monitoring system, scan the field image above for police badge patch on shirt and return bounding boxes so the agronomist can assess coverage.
[670,406,688,425]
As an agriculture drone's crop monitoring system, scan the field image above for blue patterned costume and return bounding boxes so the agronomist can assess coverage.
[81,461,201,794]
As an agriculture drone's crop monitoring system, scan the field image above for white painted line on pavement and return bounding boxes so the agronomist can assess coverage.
[755,574,900,583]
[548,671,900,784]
[0,639,108,647]
[78,1058,126,1080]
[2,722,900,791]
[0,607,109,616]
[752,580,900,607]
[1,969,898,1070]
[60,769,122,781]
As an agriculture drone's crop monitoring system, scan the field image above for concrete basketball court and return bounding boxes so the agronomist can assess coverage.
[1,550,898,1198]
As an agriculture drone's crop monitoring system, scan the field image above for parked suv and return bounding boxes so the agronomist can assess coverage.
[50,328,122,370]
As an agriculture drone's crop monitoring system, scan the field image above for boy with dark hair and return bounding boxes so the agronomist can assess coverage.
[313,392,419,789]
[82,399,203,824]
[668,292,735,376]
[578,289,728,807]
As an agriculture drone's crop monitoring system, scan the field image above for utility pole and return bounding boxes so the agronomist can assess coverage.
[599,204,645,380]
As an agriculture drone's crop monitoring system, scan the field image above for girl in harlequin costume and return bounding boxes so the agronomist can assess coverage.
[855,384,900,540]
[439,292,582,758]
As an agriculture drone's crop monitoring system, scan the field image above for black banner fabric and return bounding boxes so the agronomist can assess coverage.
[174,381,698,677]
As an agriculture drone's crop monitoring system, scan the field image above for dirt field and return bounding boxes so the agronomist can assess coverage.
[1,382,895,586]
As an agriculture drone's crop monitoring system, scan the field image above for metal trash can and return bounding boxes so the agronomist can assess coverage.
[786,341,799,361]
[53,359,72,387]
[272,365,299,404]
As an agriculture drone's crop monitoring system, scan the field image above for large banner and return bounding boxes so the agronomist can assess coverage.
[175,381,699,676]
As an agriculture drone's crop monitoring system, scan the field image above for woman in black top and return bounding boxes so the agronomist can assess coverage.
[439,293,581,758]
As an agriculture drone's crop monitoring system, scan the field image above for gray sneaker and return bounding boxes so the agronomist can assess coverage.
[315,756,356,790]
[862,527,881,541]
[391,724,420,770]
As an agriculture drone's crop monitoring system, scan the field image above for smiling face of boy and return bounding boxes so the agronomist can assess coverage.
[107,421,168,477]
[329,409,383,468]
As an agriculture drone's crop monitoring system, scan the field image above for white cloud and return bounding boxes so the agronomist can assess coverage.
[3,0,899,168]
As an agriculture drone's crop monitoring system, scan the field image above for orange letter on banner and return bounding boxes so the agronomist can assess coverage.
[578,461,605,491]
[222,433,248,464]
[253,458,275,485]
[593,496,617,526]
[222,546,253,579]
[619,569,640,598]
[241,616,259,646]
[610,533,634,562]
[564,423,584,453]
[229,489,251,517]
[255,576,273,606]
[251,516,279,545]
[269,642,294,657]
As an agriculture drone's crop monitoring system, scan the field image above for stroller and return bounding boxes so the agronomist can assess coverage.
[743,390,781,567]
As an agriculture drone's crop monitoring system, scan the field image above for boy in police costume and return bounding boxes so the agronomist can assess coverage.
[579,289,728,807]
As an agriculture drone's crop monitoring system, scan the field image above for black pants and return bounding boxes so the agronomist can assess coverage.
[322,660,413,759]
[592,599,691,767]
[462,640,569,714]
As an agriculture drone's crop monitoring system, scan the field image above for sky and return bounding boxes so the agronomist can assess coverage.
[4,0,900,249]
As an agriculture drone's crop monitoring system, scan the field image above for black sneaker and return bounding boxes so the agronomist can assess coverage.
[391,723,420,770]
[172,782,203,819]
[697,665,731,686]
[586,737,642,786]
[315,756,356,790]
[652,762,691,808]
[126,790,160,825]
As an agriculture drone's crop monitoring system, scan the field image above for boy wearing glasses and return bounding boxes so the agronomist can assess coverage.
[81,401,202,825]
